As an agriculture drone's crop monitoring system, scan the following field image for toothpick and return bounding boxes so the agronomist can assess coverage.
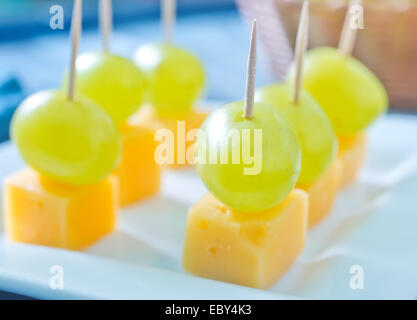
[162,0,176,43]
[291,1,309,104]
[243,20,257,120]
[68,0,82,101]
[99,0,112,52]
[338,0,362,57]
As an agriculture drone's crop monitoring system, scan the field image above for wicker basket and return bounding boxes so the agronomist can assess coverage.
[236,0,417,110]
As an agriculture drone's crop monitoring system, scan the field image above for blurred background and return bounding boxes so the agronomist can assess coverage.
[0,0,416,143]
[0,0,278,144]
[238,0,417,110]
[0,0,416,300]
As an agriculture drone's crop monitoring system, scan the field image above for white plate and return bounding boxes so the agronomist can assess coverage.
[1,113,417,300]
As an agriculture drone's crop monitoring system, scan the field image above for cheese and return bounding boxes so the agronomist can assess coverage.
[298,158,342,228]
[338,133,366,188]
[3,168,118,250]
[115,113,162,207]
[136,105,209,168]
[183,190,308,289]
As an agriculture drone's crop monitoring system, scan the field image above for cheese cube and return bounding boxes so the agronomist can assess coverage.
[338,133,367,188]
[3,168,118,250]
[183,190,308,289]
[115,114,162,207]
[298,158,342,228]
[136,106,209,168]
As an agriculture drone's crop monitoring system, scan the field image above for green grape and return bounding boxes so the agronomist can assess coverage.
[11,90,120,185]
[196,102,301,213]
[133,43,205,117]
[256,84,338,185]
[287,47,388,136]
[68,52,146,125]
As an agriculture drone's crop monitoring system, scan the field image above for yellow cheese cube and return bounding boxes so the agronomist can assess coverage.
[3,168,118,250]
[298,158,342,228]
[115,114,162,207]
[338,133,367,188]
[183,190,308,289]
[136,105,209,168]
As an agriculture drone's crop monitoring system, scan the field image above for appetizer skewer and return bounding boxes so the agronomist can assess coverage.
[287,0,388,188]
[133,0,208,168]
[183,20,308,289]
[256,1,340,227]
[4,0,119,250]
[76,0,161,207]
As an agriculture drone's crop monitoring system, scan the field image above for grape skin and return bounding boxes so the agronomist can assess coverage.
[134,43,205,118]
[11,90,120,185]
[287,47,388,136]
[256,84,338,185]
[196,102,301,213]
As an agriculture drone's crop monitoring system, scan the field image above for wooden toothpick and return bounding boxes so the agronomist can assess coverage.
[338,0,362,57]
[243,19,257,120]
[68,0,82,101]
[291,1,309,104]
[99,0,112,52]
[162,0,176,43]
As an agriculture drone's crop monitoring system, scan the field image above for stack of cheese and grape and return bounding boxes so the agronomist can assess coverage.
[183,0,387,288]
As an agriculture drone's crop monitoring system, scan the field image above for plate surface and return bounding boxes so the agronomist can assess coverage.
[1,114,417,299]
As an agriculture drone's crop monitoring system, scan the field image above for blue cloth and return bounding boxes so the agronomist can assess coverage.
[0,75,23,142]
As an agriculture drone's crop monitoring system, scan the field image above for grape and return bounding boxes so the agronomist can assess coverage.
[133,43,205,117]
[287,47,388,135]
[68,52,146,125]
[11,90,120,185]
[256,84,337,185]
[196,102,301,213]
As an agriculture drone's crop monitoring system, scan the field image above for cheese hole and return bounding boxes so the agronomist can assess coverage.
[199,220,208,230]
[35,200,43,209]
[241,225,267,246]
[215,205,229,214]
[209,247,217,255]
